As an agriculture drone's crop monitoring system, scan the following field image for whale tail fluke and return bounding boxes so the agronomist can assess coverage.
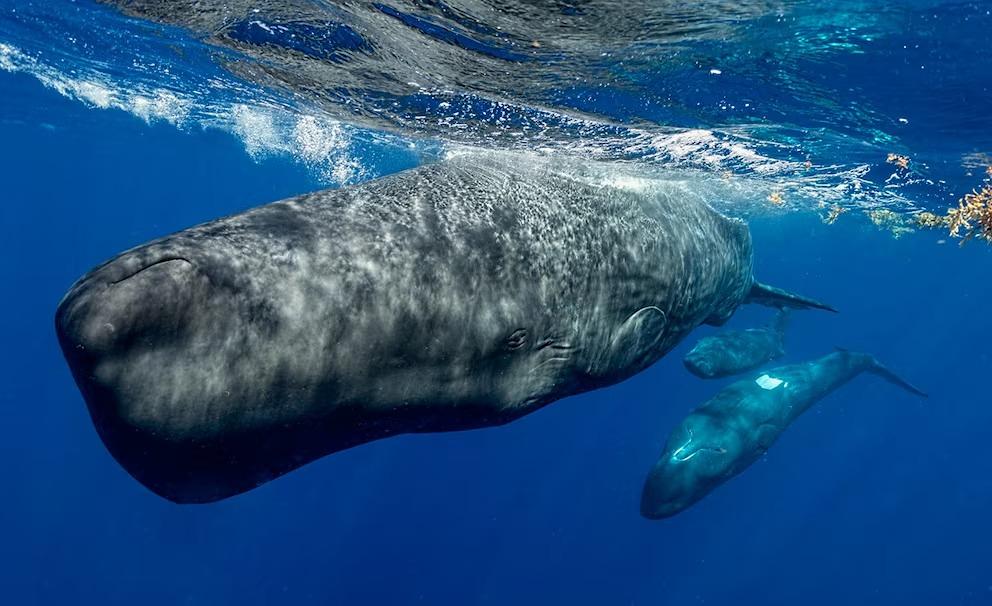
[866,357,929,398]
[835,347,928,398]
[746,281,838,313]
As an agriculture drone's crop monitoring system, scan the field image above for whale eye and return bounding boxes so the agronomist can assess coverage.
[506,328,527,350]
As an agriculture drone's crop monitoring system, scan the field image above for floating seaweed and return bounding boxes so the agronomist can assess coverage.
[867,209,915,239]
[823,204,847,225]
[945,182,992,244]
[914,211,949,229]
[910,167,992,245]
[886,153,910,171]
[767,191,784,205]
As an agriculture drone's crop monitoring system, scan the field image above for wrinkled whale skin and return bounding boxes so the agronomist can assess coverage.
[57,156,801,503]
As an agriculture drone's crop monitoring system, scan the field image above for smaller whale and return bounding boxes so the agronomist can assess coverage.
[641,350,926,519]
[683,309,790,379]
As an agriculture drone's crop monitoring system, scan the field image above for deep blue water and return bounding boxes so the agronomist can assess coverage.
[3,1,992,604]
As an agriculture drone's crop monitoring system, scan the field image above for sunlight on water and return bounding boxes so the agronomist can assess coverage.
[1,0,989,230]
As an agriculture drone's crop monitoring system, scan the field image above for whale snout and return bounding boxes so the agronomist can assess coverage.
[55,245,311,504]
[55,249,211,436]
[683,352,715,378]
[55,249,248,502]
[640,462,697,519]
[641,418,732,519]
[56,255,200,367]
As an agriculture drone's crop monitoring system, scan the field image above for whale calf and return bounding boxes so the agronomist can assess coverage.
[56,154,834,503]
[641,350,926,519]
[683,309,789,378]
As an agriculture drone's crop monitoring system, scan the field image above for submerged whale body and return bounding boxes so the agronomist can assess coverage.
[56,154,834,503]
[641,350,926,519]
[683,309,789,379]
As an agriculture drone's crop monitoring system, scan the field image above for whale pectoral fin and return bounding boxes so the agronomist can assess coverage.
[747,281,837,313]
[609,306,668,371]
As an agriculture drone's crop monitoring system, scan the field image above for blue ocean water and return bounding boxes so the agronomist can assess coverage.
[2,1,991,604]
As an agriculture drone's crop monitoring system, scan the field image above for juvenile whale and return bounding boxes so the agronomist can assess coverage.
[55,154,834,503]
[683,309,789,378]
[641,350,926,519]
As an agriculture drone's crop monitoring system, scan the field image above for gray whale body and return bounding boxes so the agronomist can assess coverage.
[56,154,833,503]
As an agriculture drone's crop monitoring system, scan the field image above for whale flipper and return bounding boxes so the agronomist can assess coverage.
[746,281,837,313]
[609,306,668,370]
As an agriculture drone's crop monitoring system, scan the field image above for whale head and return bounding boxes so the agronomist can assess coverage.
[640,416,735,519]
[57,249,203,370]
[682,343,720,378]
[54,226,306,503]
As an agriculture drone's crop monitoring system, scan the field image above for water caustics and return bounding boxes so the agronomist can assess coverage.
[2,0,990,219]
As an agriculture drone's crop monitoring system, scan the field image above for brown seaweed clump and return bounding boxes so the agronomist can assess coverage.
[914,211,949,229]
[887,153,910,170]
[868,209,915,238]
[945,182,992,243]
[908,166,992,245]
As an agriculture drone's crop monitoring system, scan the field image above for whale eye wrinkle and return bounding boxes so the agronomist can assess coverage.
[506,328,527,350]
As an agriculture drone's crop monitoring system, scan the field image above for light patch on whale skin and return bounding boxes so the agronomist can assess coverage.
[755,373,786,390]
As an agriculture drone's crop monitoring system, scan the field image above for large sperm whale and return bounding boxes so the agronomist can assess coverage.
[683,309,789,379]
[641,350,926,519]
[55,153,834,503]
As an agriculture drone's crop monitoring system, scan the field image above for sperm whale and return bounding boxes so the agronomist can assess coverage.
[683,309,790,379]
[56,153,834,503]
[641,350,925,519]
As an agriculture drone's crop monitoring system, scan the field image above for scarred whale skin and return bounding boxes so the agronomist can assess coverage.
[55,154,830,503]
[641,350,926,519]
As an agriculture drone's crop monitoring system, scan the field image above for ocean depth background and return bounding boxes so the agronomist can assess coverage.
[2,1,991,604]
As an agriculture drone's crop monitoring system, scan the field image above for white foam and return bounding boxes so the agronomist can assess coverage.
[130,91,191,125]
[293,115,363,183]
[0,38,926,205]
[1,42,189,124]
[231,104,283,159]
[0,40,367,185]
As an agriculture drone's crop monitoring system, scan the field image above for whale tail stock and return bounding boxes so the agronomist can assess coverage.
[835,347,929,398]
[746,281,838,313]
